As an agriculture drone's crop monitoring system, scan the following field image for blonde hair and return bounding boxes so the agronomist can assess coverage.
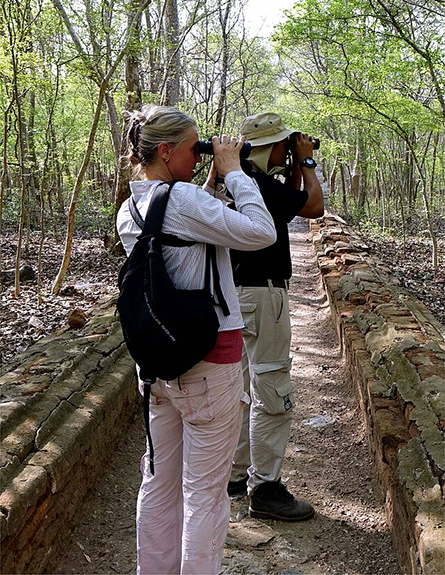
[125,105,196,169]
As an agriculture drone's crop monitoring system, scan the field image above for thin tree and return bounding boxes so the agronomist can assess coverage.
[113,0,145,253]
[51,0,151,295]
[163,0,180,105]
[0,99,13,234]
[2,0,34,296]
[214,0,231,132]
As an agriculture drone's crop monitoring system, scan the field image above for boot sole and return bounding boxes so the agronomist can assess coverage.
[249,507,315,522]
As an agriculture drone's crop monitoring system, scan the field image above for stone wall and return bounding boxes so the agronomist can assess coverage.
[0,296,138,574]
[311,214,445,575]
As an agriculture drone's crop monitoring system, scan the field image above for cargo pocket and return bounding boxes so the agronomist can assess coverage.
[239,302,258,337]
[167,377,214,424]
[251,358,293,415]
[271,288,285,323]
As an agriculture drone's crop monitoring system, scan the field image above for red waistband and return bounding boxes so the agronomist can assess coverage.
[203,329,243,364]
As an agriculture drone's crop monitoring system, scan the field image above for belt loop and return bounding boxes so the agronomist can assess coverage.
[285,279,289,290]
[267,279,274,293]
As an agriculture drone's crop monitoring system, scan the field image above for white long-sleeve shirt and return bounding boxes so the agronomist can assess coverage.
[116,170,276,331]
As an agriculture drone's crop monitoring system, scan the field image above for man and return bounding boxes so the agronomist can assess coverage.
[229,112,324,521]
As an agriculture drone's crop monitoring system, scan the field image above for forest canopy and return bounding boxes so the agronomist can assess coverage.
[1,0,444,294]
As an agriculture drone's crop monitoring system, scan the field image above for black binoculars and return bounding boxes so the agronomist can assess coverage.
[289,132,320,151]
[197,139,252,158]
[197,133,320,158]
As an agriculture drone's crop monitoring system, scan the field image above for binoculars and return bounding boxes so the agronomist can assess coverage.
[289,132,320,151]
[197,139,252,158]
[197,133,320,158]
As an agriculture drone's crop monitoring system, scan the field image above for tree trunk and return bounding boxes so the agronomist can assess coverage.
[105,92,121,165]
[340,163,348,215]
[329,160,337,195]
[350,133,365,209]
[52,81,109,294]
[350,173,360,200]
[144,5,158,94]
[8,49,27,296]
[357,159,367,210]
[27,90,40,226]
[37,176,46,306]
[113,0,145,254]
[50,123,65,215]
[163,0,180,105]
[429,132,439,211]
[405,136,415,214]
[214,0,231,133]
[0,102,13,233]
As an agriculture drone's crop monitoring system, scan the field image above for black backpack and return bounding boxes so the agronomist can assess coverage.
[117,181,230,471]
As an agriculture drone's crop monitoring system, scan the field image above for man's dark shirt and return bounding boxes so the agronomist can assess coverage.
[230,171,308,284]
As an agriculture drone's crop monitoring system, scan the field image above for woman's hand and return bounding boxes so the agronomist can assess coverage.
[211,135,245,177]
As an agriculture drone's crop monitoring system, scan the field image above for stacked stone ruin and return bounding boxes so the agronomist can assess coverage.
[0,298,137,574]
[311,214,445,575]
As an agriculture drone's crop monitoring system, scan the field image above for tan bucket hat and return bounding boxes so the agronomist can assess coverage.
[240,112,295,146]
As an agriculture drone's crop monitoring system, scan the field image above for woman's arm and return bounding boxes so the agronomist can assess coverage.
[170,136,276,250]
[168,172,277,251]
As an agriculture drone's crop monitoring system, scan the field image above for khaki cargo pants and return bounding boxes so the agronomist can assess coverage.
[231,282,294,493]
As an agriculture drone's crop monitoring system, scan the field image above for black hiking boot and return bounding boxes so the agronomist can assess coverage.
[227,477,248,499]
[249,480,314,522]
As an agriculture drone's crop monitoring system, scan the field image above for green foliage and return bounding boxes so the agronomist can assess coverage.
[1,0,443,253]
[273,0,445,243]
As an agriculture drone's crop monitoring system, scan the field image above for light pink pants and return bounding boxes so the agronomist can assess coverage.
[136,360,245,575]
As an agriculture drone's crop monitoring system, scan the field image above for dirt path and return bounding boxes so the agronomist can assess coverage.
[49,219,402,575]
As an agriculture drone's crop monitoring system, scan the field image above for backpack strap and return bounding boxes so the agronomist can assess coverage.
[141,180,174,236]
[206,244,230,316]
[129,194,145,229]
[129,183,196,247]
[142,381,156,475]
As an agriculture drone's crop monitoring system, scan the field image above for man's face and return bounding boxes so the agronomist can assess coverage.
[268,138,288,170]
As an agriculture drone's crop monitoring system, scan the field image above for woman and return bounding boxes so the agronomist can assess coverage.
[116,104,276,575]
